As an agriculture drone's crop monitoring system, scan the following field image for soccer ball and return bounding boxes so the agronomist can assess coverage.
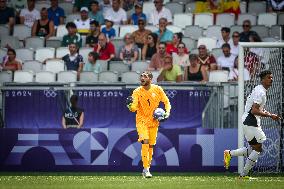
[153,108,165,121]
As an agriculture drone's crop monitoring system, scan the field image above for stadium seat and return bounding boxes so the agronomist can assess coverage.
[131,61,149,73]
[111,38,124,57]
[0,25,9,37]
[197,37,217,51]
[25,37,45,49]
[142,2,155,20]
[56,47,69,58]
[46,38,62,48]
[151,71,160,83]
[13,25,32,41]
[205,25,222,39]
[270,25,281,38]
[240,1,247,13]
[230,25,243,33]
[23,60,42,72]
[248,1,266,14]
[121,71,140,84]
[262,37,279,42]
[257,13,277,27]
[35,48,55,63]
[184,25,203,40]
[56,25,68,38]
[45,59,65,73]
[0,36,21,49]
[13,70,34,83]
[35,71,56,83]
[35,1,50,11]
[165,2,184,15]
[166,25,182,33]
[209,70,229,82]
[0,48,7,61]
[185,2,196,13]
[0,71,13,85]
[99,71,118,82]
[79,47,93,63]
[109,61,130,75]
[216,13,235,27]
[65,13,80,23]
[96,60,108,72]
[59,2,73,15]
[237,13,257,26]
[183,37,197,51]
[145,25,158,33]
[278,13,284,25]
[194,13,213,28]
[79,72,99,82]
[119,25,138,38]
[190,48,198,54]
[57,71,77,83]
[251,25,269,38]
[211,48,223,59]
[173,13,193,29]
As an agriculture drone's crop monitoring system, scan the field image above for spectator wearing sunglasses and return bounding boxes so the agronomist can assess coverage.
[239,20,258,42]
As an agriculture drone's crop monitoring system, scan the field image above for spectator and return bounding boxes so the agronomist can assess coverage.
[20,0,40,28]
[62,95,84,129]
[101,17,116,40]
[94,33,115,61]
[197,44,217,70]
[73,0,92,13]
[148,0,172,26]
[239,20,258,42]
[231,31,239,56]
[142,33,158,61]
[184,54,208,82]
[32,8,55,39]
[122,0,135,11]
[130,2,146,25]
[267,0,284,12]
[61,22,82,47]
[0,48,22,71]
[62,43,84,77]
[148,42,168,71]
[157,55,182,82]
[105,0,127,25]
[83,51,101,73]
[132,18,151,49]
[89,0,104,25]
[155,17,173,43]
[217,43,236,71]
[86,20,100,47]
[228,56,250,81]
[172,42,190,71]
[119,33,139,64]
[216,27,233,48]
[99,0,112,18]
[47,0,65,28]
[74,7,91,35]
[166,32,188,54]
[10,0,25,24]
[0,0,15,35]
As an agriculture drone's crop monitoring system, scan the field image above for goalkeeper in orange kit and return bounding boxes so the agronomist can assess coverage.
[126,71,171,178]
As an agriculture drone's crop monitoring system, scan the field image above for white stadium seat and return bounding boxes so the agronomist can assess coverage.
[57,71,77,83]
[99,71,118,82]
[209,70,229,82]
[13,70,34,83]
[15,48,34,62]
[35,48,55,63]
[121,71,140,84]
[23,60,42,72]
[45,59,65,73]
[194,13,213,29]
[79,72,99,82]
[35,71,56,83]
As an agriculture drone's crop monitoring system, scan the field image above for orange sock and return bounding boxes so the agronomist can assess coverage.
[141,144,149,169]
[148,147,154,168]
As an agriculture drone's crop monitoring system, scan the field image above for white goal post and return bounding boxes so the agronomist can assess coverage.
[238,42,284,174]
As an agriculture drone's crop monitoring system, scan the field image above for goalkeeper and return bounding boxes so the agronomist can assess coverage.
[126,71,171,178]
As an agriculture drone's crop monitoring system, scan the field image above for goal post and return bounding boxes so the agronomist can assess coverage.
[238,42,284,174]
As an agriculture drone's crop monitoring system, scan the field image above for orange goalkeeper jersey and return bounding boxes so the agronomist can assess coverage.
[129,84,171,126]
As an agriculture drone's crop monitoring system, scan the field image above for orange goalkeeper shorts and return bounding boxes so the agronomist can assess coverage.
[136,119,159,145]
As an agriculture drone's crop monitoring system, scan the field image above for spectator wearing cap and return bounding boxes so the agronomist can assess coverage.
[101,17,116,40]
[0,0,15,34]
[197,44,217,71]
[86,20,100,47]
[47,0,65,27]
[62,22,82,47]
[183,54,208,82]
[155,18,173,43]
[131,18,151,49]
[148,0,172,26]
[157,55,183,83]
[89,0,104,25]
[105,0,127,25]
[20,0,40,27]
[216,27,233,48]
[217,43,236,71]
[94,33,115,61]
[130,2,147,25]
[73,0,92,13]
[239,20,258,42]
[74,7,92,35]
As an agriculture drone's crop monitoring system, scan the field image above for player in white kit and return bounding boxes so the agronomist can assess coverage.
[223,70,281,178]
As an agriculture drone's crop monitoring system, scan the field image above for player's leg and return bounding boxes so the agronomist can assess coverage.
[148,125,158,169]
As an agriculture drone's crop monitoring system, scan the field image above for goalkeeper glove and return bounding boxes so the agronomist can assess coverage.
[126,96,133,109]
[160,112,170,122]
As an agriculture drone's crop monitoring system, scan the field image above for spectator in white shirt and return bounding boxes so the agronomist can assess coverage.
[217,43,236,71]
[231,31,239,56]
[74,7,91,35]
[105,0,127,25]
[216,27,233,48]
[148,0,172,26]
[229,56,250,81]
[20,0,40,27]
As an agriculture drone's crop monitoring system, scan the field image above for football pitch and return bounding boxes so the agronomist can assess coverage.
[1,172,284,189]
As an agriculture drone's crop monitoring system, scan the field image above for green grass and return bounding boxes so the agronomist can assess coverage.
[1,172,284,189]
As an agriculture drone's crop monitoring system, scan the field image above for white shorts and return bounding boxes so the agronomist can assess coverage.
[243,125,266,144]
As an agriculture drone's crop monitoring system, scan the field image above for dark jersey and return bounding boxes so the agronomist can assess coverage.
[63,107,84,126]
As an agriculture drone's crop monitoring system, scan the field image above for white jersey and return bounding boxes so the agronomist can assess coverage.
[242,85,267,127]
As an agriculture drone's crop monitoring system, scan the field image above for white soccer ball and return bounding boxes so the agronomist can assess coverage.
[153,108,165,121]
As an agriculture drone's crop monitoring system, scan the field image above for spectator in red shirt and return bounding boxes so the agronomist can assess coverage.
[94,33,115,61]
[166,32,188,55]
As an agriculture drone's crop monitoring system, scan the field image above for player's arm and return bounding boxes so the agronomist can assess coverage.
[159,87,171,118]
[127,90,139,112]
[251,103,281,120]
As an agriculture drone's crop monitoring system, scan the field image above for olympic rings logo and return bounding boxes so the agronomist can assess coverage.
[165,90,177,98]
[43,89,57,98]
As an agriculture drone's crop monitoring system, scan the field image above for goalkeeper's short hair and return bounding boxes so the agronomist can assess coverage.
[259,70,272,80]
[141,71,153,79]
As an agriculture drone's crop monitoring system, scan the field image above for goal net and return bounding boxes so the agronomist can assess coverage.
[238,42,284,173]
